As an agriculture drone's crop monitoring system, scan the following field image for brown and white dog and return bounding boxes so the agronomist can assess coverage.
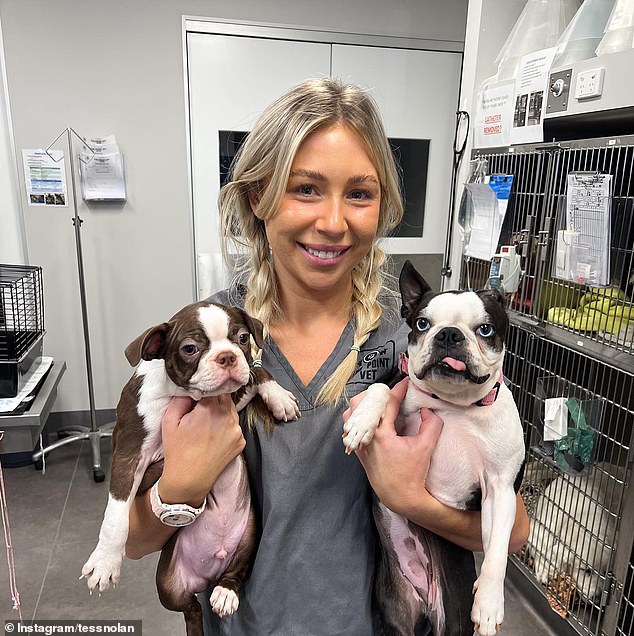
[343,262,525,636]
[81,301,300,635]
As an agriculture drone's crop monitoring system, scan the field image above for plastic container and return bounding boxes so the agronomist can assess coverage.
[552,0,618,67]
[596,0,634,56]
[495,0,582,81]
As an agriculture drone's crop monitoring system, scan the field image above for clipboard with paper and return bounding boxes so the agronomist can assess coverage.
[461,174,514,260]
[553,172,612,287]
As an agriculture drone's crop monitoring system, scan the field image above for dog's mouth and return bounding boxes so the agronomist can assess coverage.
[188,377,245,400]
[419,356,490,385]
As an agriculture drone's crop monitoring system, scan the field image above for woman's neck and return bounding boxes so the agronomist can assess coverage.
[267,279,354,385]
[273,281,352,331]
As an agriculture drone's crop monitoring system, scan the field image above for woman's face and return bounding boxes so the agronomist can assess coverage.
[260,123,381,301]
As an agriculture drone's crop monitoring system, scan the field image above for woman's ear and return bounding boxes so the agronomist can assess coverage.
[248,189,261,217]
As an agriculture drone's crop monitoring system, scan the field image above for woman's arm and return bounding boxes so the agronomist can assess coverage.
[126,394,246,560]
[352,380,529,553]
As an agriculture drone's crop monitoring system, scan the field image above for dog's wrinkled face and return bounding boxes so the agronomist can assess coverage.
[399,261,508,404]
[124,302,264,399]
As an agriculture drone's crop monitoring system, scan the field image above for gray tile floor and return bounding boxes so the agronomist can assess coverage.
[0,437,566,635]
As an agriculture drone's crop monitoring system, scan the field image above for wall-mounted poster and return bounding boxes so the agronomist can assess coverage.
[22,148,67,206]
[510,47,557,145]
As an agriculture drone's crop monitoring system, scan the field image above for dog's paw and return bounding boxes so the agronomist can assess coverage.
[471,586,504,636]
[259,381,301,422]
[80,547,123,594]
[342,384,390,454]
[210,586,239,618]
[342,412,378,454]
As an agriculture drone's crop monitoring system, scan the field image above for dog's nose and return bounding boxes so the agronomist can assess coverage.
[434,327,465,345]
[215,351,237,368]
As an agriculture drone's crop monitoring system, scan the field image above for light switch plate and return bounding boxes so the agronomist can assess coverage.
[575,68,605,100]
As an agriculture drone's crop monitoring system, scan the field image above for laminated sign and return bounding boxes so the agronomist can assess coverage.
[474,80,515,148]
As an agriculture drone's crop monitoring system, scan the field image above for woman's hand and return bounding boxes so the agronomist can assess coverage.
[349,380,530,553]
[158,395,245,507]
[353,380,444,517]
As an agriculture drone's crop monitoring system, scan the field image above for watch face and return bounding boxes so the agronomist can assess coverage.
[161,511,196,527]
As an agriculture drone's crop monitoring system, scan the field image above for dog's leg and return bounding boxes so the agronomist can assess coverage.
[209,505,256,618]
[471,481,516,636]
[342,382,391,453]
[242,366,300,421]
[81,452,154,593]
[156,536,204,636]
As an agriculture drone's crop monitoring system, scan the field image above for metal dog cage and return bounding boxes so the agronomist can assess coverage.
[0,264,45,397]
[459,136,634,636]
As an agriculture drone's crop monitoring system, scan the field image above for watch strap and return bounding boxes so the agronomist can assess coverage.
[150,479,206,527]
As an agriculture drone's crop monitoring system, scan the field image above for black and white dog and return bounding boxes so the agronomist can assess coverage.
[343,262,525,636]
[81,301,300,635]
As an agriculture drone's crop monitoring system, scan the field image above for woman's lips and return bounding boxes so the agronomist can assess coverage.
[298,243,350,266]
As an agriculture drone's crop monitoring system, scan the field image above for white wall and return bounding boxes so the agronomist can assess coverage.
[445,0,527,289]
[0,0,468,413]
[0,12,25,265]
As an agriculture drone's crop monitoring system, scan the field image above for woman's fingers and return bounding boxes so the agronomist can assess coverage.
[162,396,195,436]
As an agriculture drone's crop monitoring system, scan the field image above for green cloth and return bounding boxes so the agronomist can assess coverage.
[553,397,595,472]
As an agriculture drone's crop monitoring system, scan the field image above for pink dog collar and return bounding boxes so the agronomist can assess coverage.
[399,353,503,407]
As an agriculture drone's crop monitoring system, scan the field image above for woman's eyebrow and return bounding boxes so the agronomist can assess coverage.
[348,175,379,186]
[289,169,325,181]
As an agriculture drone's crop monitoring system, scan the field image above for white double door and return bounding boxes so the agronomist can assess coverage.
[187,31,461,299]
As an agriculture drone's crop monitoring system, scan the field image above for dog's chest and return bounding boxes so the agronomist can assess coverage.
[402,385,524,510]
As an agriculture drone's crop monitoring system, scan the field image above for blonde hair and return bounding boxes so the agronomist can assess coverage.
[219,78,403,405]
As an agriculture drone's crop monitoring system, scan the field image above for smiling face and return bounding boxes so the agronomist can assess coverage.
[257,123,381,302]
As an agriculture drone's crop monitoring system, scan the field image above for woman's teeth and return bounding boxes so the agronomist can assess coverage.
[305,246,344,259]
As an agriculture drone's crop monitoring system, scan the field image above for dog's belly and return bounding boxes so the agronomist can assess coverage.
[422,394,525,510]
[169,460,251,594]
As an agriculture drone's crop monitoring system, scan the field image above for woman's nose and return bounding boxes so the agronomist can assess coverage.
[315,197,347,235]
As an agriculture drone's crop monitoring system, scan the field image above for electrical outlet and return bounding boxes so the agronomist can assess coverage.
[574,68,605,100]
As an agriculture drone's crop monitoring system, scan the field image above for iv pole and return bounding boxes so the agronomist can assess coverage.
[31,127,114,482]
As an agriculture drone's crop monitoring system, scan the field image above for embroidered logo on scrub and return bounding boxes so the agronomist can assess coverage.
[347,340,397,386]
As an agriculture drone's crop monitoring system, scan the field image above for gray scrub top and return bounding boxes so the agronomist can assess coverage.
[202,286,407,635]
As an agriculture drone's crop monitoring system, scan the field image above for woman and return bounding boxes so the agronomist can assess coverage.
[127,78,529,634]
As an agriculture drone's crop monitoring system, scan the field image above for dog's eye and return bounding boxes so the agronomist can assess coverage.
[180,340,200,356]
[415,317,430,332]
[477,324,495,338]
[238,331,250,346]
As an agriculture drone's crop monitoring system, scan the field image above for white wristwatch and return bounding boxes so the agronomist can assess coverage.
[150,479,206,527]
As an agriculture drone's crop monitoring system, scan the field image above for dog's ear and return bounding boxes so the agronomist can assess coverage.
[478,286,505,307]
[238,309,265,350]
[399,260,432,320]
[477,288,509,342]
[124,322,172,366]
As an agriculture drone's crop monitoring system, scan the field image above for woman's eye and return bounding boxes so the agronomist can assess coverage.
[349,188,377,202]
[477,324,495,338]
[297,184,316,196]
[181,343,199,356]
[238,332,250,345]
[415,317,430,332]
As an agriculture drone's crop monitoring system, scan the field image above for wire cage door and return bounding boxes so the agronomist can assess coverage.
[459,146,551,319]
[458,136,634,636]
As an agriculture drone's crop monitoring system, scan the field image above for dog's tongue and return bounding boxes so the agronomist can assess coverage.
[442,357,467,371]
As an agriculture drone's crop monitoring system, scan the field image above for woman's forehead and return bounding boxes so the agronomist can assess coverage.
[290,124,379,175]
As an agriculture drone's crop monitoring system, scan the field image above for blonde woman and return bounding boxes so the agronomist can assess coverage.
[127,78,529,635]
